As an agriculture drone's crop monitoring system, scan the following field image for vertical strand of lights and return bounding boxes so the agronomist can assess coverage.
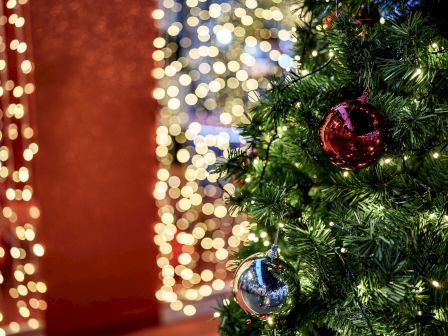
[152,0,297,317]
[0,0,46,333]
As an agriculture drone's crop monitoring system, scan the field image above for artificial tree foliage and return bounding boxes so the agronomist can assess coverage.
[215,0,448,335]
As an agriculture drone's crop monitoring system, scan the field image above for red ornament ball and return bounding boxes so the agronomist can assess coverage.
[319,97,387,170]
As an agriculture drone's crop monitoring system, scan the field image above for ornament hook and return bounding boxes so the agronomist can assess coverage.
[267,244,278,260]
[359,90,369,103]
[268,224,282,260]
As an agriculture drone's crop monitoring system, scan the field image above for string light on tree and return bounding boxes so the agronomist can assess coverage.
[214,0,448,334]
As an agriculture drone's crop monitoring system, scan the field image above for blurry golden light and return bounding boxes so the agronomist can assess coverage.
[178,253,192,265]
[21,59,32,73]
[33,244,45,256]
[13,86,23,97]
[6,188,16,200]
[212,237,225,249]
[18,285,28,296]
[160,243,172,254]
[6,0,17,8]
[36,282,47,293]
[25,228,35,241]
[1,18,44,318]
[14,270,25,282]
[183,305,196,316]
[216,248,229,260]
[152,9,165,20]
[212,279,226,291]
[24,83,35,94]
[9,288,19,299]
[177,149,190,163]
[23,148,33,161]
[9,32,18,44]
[201,269,214,282]
[199,285,212,296]
[9,323,20,333]
[180,268,194,280]
[39,300,48,310]
[27,281,36,293]
[24,263,35,275]
[153,0,297,314]
[214,205,227,218]
[28,319,40,329]
[200,237,213,249]
[10,247,20,259]
[170,300,183,311]
[153,88,165,100]
[19,307,30,318]
[30,206,41,218]
[18,167,29,182]
[185,288,199,300]
[0,149,9,162]
[192,226,205,239]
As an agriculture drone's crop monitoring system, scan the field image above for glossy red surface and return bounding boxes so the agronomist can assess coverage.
[319,99,387,170]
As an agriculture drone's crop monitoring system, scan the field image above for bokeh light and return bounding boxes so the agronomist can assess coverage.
[153,0,297,316]
[0,0,46,331]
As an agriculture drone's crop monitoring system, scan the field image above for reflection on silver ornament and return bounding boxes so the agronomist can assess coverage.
[232,246,299,320]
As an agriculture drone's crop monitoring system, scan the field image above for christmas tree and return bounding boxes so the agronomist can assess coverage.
[215,0,448,335]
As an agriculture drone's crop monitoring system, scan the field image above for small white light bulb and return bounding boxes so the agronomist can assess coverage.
[431,280,441,288]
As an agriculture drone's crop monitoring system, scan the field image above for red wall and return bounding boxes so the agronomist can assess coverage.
[30,1,159,335]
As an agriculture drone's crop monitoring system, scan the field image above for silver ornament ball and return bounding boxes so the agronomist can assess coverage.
[232,248,299,320]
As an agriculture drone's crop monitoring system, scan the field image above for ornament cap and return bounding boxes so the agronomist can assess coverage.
[359,90,369,103]
[267,244,278,259]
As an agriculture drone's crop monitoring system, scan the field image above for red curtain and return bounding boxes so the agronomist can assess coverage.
[30,1,159,334]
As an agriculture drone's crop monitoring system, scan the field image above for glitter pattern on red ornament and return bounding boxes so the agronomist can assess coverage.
[319,95,387,170]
